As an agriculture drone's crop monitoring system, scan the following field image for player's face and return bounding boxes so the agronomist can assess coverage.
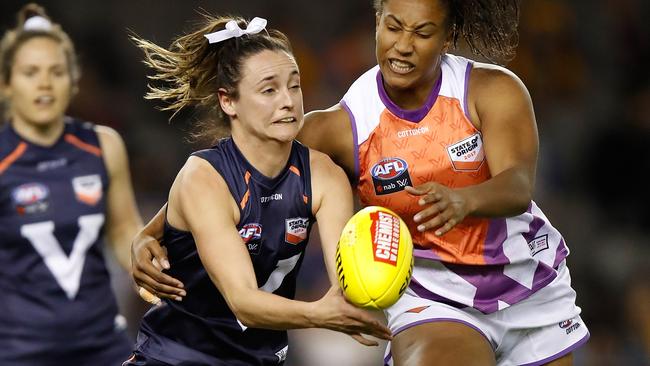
[4,37,73,128]
[230,50,303,144]
[375,0,451,92]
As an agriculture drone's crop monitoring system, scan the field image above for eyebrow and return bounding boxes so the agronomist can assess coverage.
[386,14,438,30]
[255,69,300,86]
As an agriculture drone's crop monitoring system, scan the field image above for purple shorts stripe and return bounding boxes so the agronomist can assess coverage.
[383,350,391,365]
[409,278,467,309]
[483,218,509,265]
[392,318,492,347]
[519,332,590,366]
[443,261,558,313]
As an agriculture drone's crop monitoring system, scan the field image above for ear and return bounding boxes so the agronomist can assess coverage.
[217,88,236,118]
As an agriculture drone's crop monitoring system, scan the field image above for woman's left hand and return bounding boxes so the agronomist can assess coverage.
[405,183,471,236]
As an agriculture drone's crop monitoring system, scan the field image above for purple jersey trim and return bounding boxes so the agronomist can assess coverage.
[383,350,391,366]
[409,278,468,309]
[339,100,360,185]
[375,70,443,123]
[463,62,473,120]
[554,238,569,268]
[519,332,590,366]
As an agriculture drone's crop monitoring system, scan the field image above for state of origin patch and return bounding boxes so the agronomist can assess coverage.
[370,157,412,195]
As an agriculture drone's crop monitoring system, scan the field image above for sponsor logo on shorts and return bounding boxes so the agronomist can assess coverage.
[12,183,49,215]
[239,223,262,255]
[559,318,581,335]
[528,235,549,256]
[371,157,412,196]
[72,174,103,205]
[275,345,288,362]
[446,133,485,171]
[285,217,309,244]
[370,211,400,266]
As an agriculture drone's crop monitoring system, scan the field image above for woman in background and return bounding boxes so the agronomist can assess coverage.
[0,4,142,365]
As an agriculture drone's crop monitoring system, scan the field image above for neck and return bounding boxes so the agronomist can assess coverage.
[231,130,292,179]
[11,116,65,146]
[384,64,442,110]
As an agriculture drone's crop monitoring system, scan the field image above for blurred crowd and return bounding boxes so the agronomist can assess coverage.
[1,0,648,364]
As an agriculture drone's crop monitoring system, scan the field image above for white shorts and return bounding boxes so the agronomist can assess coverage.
[383,261,589,366]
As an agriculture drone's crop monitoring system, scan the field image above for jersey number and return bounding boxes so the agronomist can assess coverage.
[237,253,302,331]
[20,213,105,299]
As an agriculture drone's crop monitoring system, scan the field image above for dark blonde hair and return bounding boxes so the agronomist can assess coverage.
[0,3,80,85]
[374,0,520,63]
[132,12,293,143]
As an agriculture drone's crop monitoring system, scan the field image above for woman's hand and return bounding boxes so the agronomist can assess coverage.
[131,232,185,302]
[310,286,392,346]
[405,183,472,236]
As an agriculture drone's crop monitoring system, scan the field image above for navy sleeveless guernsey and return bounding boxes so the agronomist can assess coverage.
[133,138,314,365]
[0,118,131,365]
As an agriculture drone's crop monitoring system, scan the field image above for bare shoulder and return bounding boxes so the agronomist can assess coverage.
[95,125,126,153]
[470,62,529,95]
[308,148,345,179]
[467,62,533,129]
[95,125,128,174]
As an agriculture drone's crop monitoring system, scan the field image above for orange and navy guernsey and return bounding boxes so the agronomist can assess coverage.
[0,118,130,365]
[341,54,571,314]
[133,138,313,366]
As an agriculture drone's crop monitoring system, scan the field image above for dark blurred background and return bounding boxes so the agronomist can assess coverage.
[1,0,649,365]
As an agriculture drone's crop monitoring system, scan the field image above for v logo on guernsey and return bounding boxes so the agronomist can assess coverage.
[20,214,105,299]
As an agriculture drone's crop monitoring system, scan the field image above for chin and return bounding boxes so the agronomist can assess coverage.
[381,69,417,91]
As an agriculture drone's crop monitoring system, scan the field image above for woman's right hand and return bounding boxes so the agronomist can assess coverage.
[310,286,393,346]
[131,231,186,302]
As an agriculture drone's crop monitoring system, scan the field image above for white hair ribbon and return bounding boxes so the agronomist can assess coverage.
[204,17,268,44]
[23,16,53,31]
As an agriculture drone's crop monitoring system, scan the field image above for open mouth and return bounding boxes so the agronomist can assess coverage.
[34,95,55,106]
[273,117,297,124]
[388,59,415,74]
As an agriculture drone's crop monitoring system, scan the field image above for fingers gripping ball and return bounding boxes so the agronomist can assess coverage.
[336,206,413,310]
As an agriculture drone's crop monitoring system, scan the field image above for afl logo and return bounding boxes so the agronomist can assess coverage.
[12,183,49,205]
[370,158,412,196]
[239,223,262,244]
[371,158,408,180]
[12,183,50,215]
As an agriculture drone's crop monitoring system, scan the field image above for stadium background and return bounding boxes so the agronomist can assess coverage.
[1,0,648,364]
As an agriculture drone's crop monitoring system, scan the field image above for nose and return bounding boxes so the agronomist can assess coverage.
[38,72,52,89]
[394,31,414,55]
[279,87,295,110]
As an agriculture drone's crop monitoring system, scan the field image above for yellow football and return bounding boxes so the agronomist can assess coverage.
[335,206,413,310]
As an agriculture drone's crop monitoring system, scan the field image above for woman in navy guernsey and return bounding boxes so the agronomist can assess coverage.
[124,14,391,366]
[0,3,143,366]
